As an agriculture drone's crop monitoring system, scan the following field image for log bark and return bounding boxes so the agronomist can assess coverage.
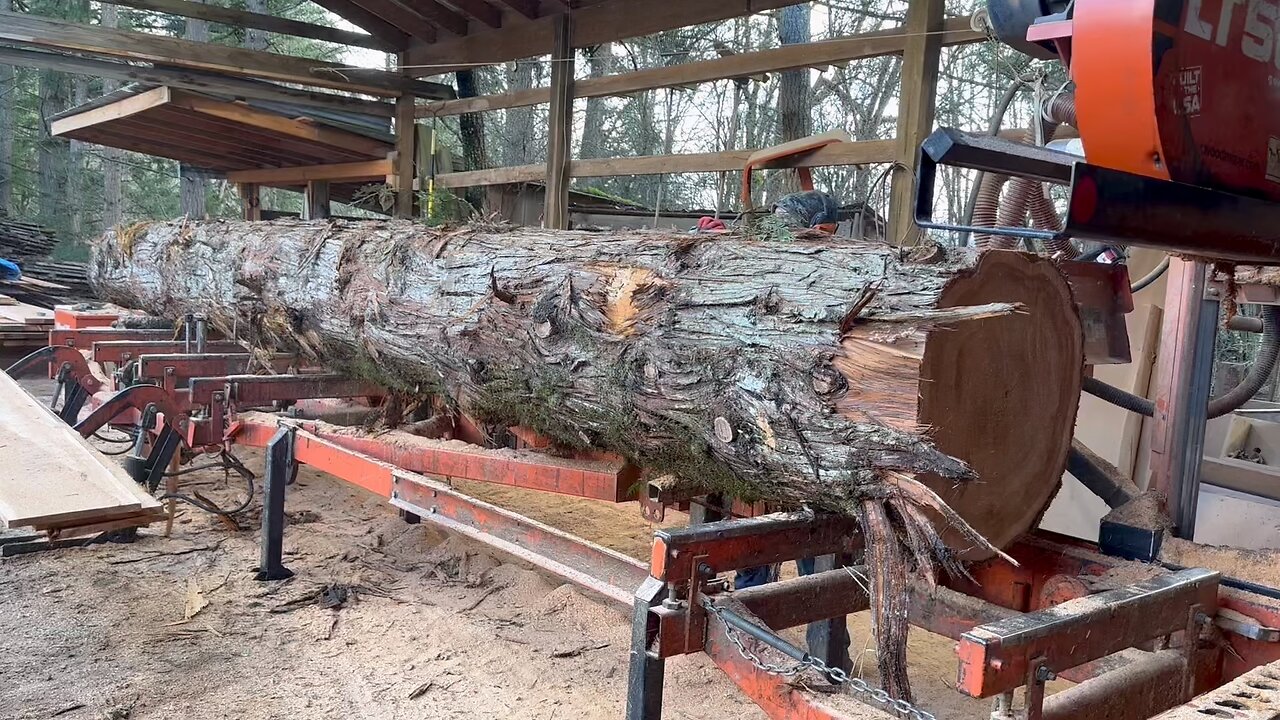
[91,219,1083,698]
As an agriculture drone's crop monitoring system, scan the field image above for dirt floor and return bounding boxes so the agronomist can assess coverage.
[0,376,1021,719]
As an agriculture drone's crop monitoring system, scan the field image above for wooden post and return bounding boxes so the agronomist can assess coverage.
[239,182,262,221]
[303,180,330,220]
[543,13,574,230]
[394,59,418,219]
[886,0,944,245]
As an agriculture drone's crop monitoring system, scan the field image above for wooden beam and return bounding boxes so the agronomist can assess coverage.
[50,85,172,136]
[166,90,393,156]
[445,0,503,28]
[0,10,446,97]
[492,0,537,19]
[355,0,442,42]
[307,0,410,46]
[418,18,982,117]
[887,0,944,245]
[225,158,393,184]
[543,14,573,229]
[436,139,896,188]
[240,183,263,220]
[303,180,331,219]
[0,46,399,116]
[405,0,810,74]
[395,94,417,218]
[404,0,471,36]
[101,0,395,51]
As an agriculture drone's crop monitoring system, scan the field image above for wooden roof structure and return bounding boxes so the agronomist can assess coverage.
[0,0,971,232]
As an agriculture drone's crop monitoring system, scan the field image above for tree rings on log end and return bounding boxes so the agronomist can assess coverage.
[918,250,1083,560]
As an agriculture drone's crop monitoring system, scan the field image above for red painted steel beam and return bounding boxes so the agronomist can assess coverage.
[135,353,296,382]
[649,512,859,583]
[49,327,172,348]
[187,373,382,406]
[90,340,242,364]
[956,568,1220,698]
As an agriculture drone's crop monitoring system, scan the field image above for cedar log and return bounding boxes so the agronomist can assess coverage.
[91,220,1082,697]
[92,219,1081,554]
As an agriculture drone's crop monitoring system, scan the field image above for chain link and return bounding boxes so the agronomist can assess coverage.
[705,602,939,720]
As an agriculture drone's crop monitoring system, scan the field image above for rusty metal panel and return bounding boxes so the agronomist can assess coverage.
[1152,657,1280,719]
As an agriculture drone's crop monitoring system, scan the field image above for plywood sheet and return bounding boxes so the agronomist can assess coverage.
[0,371,161,528]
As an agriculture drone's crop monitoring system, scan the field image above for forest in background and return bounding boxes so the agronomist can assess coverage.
[0,0,1049,259]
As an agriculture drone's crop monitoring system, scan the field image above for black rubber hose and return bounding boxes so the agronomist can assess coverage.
[1066,446,1136,509]
[1083,305,1280,419]
[1129,256,1170,294]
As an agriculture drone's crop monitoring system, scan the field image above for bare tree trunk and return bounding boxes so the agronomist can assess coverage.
[502,61,536,165]
[101,3,124,230]
[69,76,89,238]
[37,69,69,231]
[579,44,613,159]
[244,0,270,51]
[456,69,487,212]
[0,0,13,215]
[180,2,209,218]
[92,219,1082,701]
[775,4,812,197]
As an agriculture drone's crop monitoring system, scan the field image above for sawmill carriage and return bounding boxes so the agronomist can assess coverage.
[9,0,1280,718]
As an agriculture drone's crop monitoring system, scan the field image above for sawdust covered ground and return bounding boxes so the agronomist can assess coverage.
[0,401,1021,719]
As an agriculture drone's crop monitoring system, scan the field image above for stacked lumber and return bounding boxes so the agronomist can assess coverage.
[0,214,58,261]
[0,301,53,349]
[0,371,163,535]
[21,260,93,300]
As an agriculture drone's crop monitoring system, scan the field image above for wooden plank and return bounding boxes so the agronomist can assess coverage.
[395,92,417,218]
[0,46,401,117]
[492,0,538,19]
[418,18,982,117]
[225,158,393,184]
[301,0,410,46]
[887,0,944,244]
[543,14,573,229]
[101,0,395,51]
[402,0,470,36]
[1201,455,1280,503]
[404,0,810,74]
[49,86,172,136]
[435,139,896,188]
[165,90,393,157]
[0,371,161,529]
[0,10,440,97]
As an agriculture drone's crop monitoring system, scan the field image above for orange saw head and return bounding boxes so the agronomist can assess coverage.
[997,0,1280,202]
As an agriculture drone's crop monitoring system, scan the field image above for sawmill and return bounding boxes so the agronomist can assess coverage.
[6,0,1280,718]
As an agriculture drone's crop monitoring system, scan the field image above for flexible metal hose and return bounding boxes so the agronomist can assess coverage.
[973,173,1010,249]
[1084,305,1280,419]
[961,80,1028,246]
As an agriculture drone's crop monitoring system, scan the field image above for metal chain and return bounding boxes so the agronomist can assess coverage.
[705,602,939,720]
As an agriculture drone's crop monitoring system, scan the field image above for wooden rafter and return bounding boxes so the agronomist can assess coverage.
[351,0,439,42]
[405,0,811,74]
[0,11,448,97]
[441,0,502,28]
[888,0,944,244]
[0,46,399,116]
[101,0,396,52]
[306,0,410,46]
[399,0,470,35]
[418,18,982,117]
[491,0,537,20]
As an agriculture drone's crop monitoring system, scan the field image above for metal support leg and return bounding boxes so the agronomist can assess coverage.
[1149,260,1219,539]
[58,383,88,424]
[141,425,182,493]
[255,426,295,581]
[399,508,421,525]
[803,554,853,674]
[626,576,667,720]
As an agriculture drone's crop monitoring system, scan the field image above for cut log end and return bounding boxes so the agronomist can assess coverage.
[839,250,1083,560]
